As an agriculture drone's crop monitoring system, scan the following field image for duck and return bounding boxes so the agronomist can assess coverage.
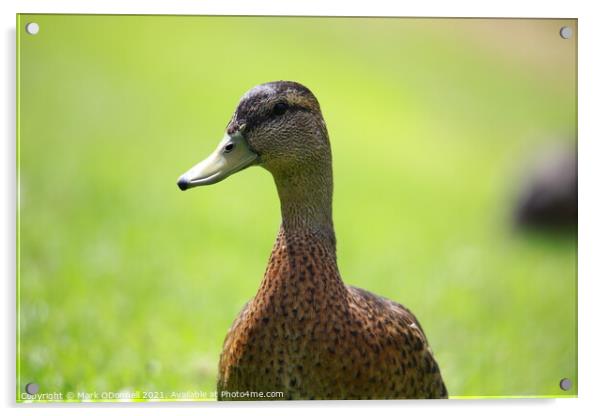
[177,81,447,400]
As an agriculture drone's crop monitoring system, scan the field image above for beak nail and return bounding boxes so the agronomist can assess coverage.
[177,177,189,191]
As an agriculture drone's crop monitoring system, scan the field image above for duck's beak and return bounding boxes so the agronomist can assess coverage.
[177,131,258,191]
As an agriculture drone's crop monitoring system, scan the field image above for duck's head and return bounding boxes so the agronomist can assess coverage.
[177,81,329,191]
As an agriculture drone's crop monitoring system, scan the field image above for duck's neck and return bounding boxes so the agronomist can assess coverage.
[273,164,336,254]
[251,163,345,314]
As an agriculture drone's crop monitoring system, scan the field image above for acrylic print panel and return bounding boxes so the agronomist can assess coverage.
[16,15,577,402]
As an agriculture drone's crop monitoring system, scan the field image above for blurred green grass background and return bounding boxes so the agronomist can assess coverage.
[17,15,577,399]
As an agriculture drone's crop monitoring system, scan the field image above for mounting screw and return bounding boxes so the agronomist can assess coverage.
[25,22,40,35]
[25,382,39,395]
[559,378,572,391]
[559,26,573,39]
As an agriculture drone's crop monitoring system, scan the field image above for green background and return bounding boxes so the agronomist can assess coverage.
[17,15,577,400]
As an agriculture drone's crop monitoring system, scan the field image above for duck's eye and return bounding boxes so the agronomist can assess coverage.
[224,143,235,153]
[273,102,288,116]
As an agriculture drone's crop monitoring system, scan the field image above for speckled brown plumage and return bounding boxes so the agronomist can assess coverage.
[206,81,446,400]
[217,228,447,400]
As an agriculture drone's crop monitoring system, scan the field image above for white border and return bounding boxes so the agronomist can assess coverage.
[0,0,587,17]
[3,1,601,415]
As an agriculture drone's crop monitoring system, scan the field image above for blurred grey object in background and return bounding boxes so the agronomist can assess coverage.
[514,142,577,230]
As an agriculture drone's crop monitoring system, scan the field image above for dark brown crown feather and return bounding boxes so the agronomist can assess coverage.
[227,81,321,135]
